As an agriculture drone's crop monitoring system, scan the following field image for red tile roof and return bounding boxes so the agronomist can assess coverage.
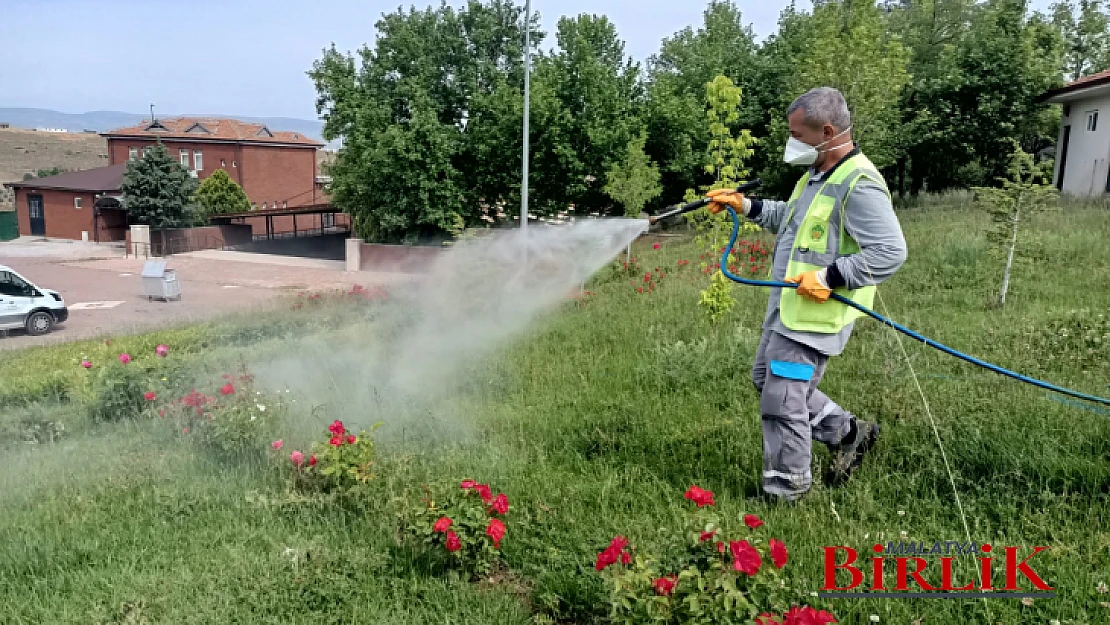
[1039,69,1110,102]
[102,117,323,147]
[3,163,127,192]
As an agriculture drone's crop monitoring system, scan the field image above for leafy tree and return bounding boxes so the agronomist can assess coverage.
[533,14,644,216]
[120,141,198,229]
[193,169,250,217]
[645,1,759,208]
[1052,0,1110,80]
[972,141,1058,306]
[603,131,662,217]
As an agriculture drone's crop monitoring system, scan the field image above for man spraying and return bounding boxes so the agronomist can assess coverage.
[705,87,908,503]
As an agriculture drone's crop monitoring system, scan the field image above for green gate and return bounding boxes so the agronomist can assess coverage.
[0,211,17,241]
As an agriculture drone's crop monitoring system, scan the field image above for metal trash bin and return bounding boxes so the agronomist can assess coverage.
[141,260,181,301]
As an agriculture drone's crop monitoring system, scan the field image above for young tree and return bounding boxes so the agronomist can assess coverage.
[120,141,198,229]
[972,142,1058,306]
[603,132,662,218]
[193,169,250,217]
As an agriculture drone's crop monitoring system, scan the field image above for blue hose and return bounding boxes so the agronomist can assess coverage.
[719,205,1110,407]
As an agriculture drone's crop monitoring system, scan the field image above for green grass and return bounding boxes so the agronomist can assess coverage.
[1,202,1109,624]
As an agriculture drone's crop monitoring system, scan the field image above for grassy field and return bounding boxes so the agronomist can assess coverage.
[1,201,1108,624]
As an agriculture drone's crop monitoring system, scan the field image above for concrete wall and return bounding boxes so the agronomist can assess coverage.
[357,241,444,273]
[1055,92,1110,196]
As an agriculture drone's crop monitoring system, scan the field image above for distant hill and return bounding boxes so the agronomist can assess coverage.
[0,108,334,147]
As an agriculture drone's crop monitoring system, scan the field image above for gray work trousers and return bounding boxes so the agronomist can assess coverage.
[751,329,855,499]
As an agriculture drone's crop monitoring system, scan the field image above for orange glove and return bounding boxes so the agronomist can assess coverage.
[785,269,832,303]
[705,189,745,215]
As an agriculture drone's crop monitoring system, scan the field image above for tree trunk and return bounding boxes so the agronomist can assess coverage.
[999,203,1020,307]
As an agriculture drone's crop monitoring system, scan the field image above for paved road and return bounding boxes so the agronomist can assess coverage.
[0,239,416,350]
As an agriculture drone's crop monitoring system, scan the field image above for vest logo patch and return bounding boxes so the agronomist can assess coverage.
[810,223,826,241]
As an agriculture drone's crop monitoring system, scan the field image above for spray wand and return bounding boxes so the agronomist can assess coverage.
[663,182,1110,408]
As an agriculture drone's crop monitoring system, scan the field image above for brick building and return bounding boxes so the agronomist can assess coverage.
[3,117,335,240]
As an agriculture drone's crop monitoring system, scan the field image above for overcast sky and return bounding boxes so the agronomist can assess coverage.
[1,0,1059,121]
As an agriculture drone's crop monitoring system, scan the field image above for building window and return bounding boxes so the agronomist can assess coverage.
[180,149,190,168]
[282,201,288,209]
[1063,104,1071,118]
[232,161,237,168]
[1087,110,1099,132]
[74,197,82,209]
[128,147,138,160]
[193,150,203,171]
[262,202,268,209]
[221,159,226,167]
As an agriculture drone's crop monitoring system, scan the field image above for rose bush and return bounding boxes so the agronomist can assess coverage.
[596,485,837,624]
[402,479,511,577]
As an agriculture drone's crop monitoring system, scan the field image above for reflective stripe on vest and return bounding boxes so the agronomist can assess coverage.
[779,154,889,334]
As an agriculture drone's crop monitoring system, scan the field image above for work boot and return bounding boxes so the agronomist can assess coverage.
[828,419,880,483]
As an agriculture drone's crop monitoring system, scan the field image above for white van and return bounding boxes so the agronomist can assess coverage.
[0,264,68,335]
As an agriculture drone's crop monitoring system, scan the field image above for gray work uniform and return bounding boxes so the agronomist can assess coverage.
[746,149,907,499]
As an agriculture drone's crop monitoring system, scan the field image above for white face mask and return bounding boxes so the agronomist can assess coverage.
[783,126,852,166]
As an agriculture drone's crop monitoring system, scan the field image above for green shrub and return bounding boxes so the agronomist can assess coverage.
[87,354,152,422]
[172,368,285,457]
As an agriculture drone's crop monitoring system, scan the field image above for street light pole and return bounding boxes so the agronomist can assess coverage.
[521,0,531,236]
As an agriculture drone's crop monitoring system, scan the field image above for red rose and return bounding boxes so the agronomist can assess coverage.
[770,538,788,569]
[730,540,762,576]
[653,243,661,250]
[329,435,343,447]
[683,485,715,507]
[220,383,235,396]
[652,575,677,596]
[717,541,726,553]
[595,535,629,571]
[445,531,461,552]
[308,455,317,467]
[433,516,453,533]
[486,518,506,548]
[346,435,356,444]
[784,606,837,625]
[620,550,631,565]
[328,420,346,436]
[699,530,717,542]
[144,391,156,401]
[744,514,764,529]
[475,484,493,504]
[644,273,651,282]
[460,480,476,490]
[490,493,509,515]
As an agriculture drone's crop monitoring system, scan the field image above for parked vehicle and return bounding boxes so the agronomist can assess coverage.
[0,264,68,335]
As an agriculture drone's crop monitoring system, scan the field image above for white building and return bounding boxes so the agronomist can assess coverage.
[1041,69,1110,196]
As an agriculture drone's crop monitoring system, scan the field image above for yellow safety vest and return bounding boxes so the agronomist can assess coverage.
[779,153,889,334]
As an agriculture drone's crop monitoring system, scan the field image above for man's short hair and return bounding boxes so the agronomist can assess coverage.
[787,87,851,131]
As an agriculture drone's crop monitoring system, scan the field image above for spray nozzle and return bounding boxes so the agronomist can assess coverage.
[648,179,763,225]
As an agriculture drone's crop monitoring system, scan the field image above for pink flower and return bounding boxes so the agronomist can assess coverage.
[433,516,453,533]
[158,409,166,417]
[271,440,283,450]
[653,243,661,250]
[445,530,461,552]
[182,427,189,435]
[460,480,476,490]
[730,540,762,576]
[144,391,156,402]
[81,360,92,369]
[308,455,317,467]
[486,518,506,549]
[220,383,235,396]
[290,451,304,467]
[652,575,676,596]
[118,353,131,364]
[684,485,715,507]
[744,514,764,529]
[770,538,788,569]
[155,344,169,357]
[784,606,837,625]
[490,493,509,515]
